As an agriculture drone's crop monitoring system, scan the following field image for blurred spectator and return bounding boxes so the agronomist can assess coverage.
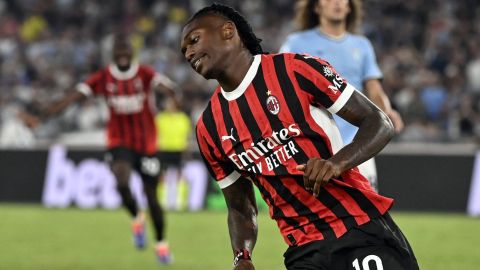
[466,49,480,93]
[0,103,36,147]
[0,0,479,147]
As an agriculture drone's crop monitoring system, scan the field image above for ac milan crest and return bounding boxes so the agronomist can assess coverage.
[266,95,280,115]
[134,78,143,92]
[106,82,117,93]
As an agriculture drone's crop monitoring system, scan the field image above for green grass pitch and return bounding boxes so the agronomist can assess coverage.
[0,204,479,269]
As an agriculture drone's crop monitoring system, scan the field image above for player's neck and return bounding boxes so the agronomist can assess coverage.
[319,21,347,39]
[218,50,254,92]
[116,64,131,72]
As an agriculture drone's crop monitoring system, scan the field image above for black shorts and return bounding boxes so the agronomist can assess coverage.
[158,151,183,169]
[284,213,419,270]
[105,147,161,183]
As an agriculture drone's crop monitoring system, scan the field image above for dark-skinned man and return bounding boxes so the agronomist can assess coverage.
[181,4,419,270]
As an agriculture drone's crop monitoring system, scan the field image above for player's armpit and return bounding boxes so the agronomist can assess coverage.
[222,177,258,261]
[329,91,394,173]
[336,90,393,143]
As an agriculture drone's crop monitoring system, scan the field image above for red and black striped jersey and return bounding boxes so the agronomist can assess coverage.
[76,63,168,155]
[196,53,394,247]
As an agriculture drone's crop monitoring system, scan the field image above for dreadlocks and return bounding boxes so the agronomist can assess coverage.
[186,3,264,55]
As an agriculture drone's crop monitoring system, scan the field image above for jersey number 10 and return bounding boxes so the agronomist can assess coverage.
[352,255,384,270]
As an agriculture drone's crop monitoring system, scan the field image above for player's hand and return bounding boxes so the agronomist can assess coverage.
[17,111,41,129]
[387,109,404,133]
[233,260,255,270]
[296,158,342,196]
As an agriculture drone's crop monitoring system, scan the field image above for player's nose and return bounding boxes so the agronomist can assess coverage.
[185,49,195,62]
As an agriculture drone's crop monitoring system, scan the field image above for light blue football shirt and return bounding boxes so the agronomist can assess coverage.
[280,29,382,144]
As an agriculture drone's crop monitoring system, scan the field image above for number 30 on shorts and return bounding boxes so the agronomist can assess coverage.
[140,157,161,176]
[352,255,384,270]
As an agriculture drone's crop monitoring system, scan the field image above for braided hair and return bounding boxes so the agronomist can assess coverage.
[185,3,264,55]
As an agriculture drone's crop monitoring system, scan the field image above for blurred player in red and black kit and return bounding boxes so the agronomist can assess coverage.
[42,34,174,264]
[181,4,418,270]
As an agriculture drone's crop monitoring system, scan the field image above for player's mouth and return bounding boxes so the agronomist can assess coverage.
[116,57,131,70]
[333,7,345,14]
[191,54,207,71]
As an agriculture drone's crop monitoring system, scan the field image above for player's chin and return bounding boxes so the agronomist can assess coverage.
[201,69,217,80]
[117,63,130,71]
[192,66,206,78]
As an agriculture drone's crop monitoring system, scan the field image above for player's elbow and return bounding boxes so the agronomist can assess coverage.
[377,110,395,143]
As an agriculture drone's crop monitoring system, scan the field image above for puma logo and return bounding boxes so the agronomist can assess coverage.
[221,128,236,142]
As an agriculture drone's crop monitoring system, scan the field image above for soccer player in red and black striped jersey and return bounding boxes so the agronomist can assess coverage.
[42,34,173,264]
[181,4,418,270]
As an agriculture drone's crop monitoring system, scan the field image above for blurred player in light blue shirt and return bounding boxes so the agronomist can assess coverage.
[281,29,381,143]
[280,0,404,191]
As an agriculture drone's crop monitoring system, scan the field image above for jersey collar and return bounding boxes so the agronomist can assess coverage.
[109,62,139,80]
[316,29,349,42]
[221,54,261,101]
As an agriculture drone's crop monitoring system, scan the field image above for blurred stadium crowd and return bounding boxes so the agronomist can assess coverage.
[0,0,479,148]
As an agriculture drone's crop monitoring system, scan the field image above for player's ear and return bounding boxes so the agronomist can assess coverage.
[222,21,235,40]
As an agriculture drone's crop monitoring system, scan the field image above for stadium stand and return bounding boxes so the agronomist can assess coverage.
[0,0,479,147]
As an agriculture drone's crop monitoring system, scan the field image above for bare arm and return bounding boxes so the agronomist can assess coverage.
[222,177,258,270]
[153,74,181,108]
[42,90,87,119]
[331,90,394,170]
[364,79,404,133]
[298,91,394,195]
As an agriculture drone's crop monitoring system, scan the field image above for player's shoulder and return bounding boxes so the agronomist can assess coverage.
[197,87,222,124]
[265,51,312,60]
[261,53,331,78]
[261,52,299,65]
[88,67,109,80]
[137,64,156,74]
[282,30,318,51]
[278,52,330,66]
[195,105,210,135]
[284,29,318,43]
[346,33,374,47]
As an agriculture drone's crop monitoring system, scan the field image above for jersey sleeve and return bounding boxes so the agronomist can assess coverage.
[139,66,156,91]
[141,65,175,90]
[362,38,383,81]
[292,53,357,114]
[76,70,104,97]
[196,118,240,189]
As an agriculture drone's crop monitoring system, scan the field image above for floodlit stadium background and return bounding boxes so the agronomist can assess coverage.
[0,0,479,269]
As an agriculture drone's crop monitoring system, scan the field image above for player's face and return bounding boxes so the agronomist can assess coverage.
[316,0,351,23]
[113,43,133,70]
[181,16,230,80]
